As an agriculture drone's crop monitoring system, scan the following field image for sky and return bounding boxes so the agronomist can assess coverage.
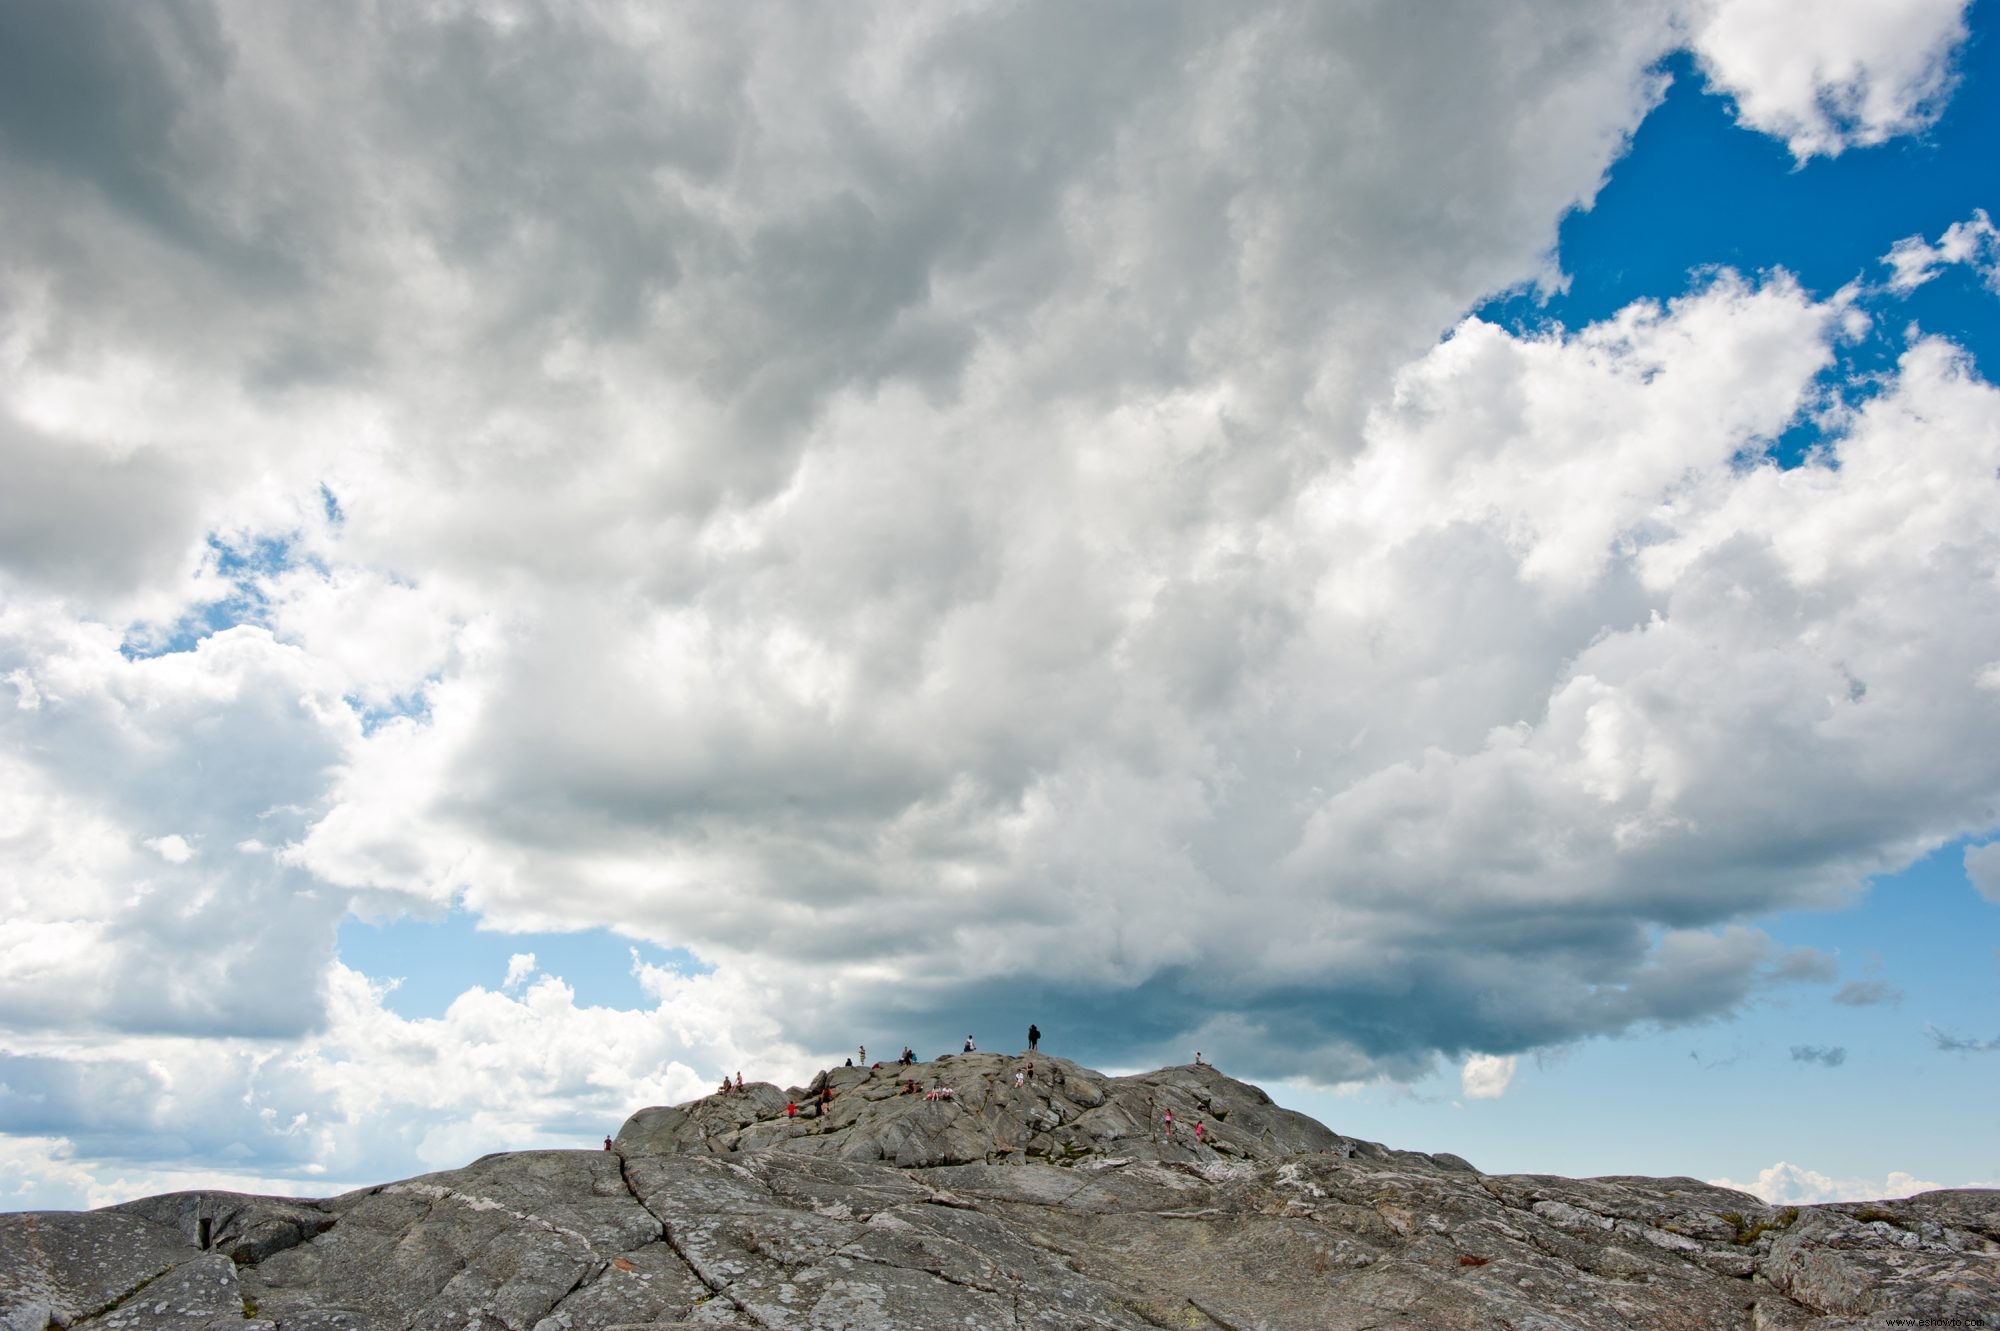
[0,0,1996,1212]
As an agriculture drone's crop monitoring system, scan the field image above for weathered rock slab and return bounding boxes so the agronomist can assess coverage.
[7,1060,1999,1330]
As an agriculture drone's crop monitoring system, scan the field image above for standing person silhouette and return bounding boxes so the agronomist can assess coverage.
[1027,1023,1041,1052]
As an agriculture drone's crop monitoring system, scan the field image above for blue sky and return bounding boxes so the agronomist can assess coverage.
[1,0,1996,1212]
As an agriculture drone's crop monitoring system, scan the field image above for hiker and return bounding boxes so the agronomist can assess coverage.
[1024,1060,1034,1081]
[1028,1023,1041,1052]
[858,1045,866,1064]
[735,1071,744,1091]
[845,1058,853,1067]
[901,1046,914,1065]
[1193,1051,1206,1067]
[1194,1121,1205,1143]
[1013,1070,1025,1089]
[603,1135,613,1151]
[787,1101,798,1118]
[719,1076,732,1095]
[964,1035,977,1053]
[1163,1107,1175,1138]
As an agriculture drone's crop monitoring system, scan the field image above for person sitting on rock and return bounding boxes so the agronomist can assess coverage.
[964,1035,977,1053]
[900,1046,914,1064]
[1193,1051,1206,1067]
[1024,1060,1034,1080]
[735,1071,744,1091]
[720,1076,733,1094]
[1014,1070,1025,1088]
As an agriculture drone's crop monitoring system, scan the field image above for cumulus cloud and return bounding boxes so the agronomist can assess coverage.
[1710,1161,1946,1205]
[1884,209,2000,294]
[1460,1054,1519,1100]
[1965,840,2000,904]
[1788,1044,1847,1067]
[0,0,1995,1193]
[502,953,538,991]
[1687,0,1971,158]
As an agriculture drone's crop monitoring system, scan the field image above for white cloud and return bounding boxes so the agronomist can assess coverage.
[0,1,1995,1194]
[1461,1053,1518,1100]
[1885,209,2000,294]
[1687,0,1972,158]
[143,834,195,865]
[1710,1161,1946,1205]
[502,952,538,990]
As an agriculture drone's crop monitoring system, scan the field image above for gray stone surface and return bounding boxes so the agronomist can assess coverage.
[110,1195,333,1267]
[75,1254,247,1330]
[617,1055,1344,1169]
[0,1211,196,1329]
[6,1059,1998,1329]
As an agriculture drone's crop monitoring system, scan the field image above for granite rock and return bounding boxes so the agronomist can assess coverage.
[5,1059,1996,1329]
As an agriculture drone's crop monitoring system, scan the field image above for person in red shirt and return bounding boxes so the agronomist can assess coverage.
[787,1101,797,1118]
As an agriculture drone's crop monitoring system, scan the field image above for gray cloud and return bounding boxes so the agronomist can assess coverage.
[1832,979,1903,1007]
[0,415,202,602]
[1789,1045,1847,1067]
[0,0,1991,1195]
[1925,1024,2000,1054]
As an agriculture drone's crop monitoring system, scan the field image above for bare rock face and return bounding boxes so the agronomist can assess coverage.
[5,1058,1997,1330]
[617,1055,1348,1169]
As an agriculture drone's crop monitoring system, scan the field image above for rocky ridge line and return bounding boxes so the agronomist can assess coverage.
[1,1054,1994,1329]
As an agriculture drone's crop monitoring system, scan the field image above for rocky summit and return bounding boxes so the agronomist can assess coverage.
[4,1052,1996,1330]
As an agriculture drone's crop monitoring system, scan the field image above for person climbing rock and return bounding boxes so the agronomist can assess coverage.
[1028,1023,1041,1052]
